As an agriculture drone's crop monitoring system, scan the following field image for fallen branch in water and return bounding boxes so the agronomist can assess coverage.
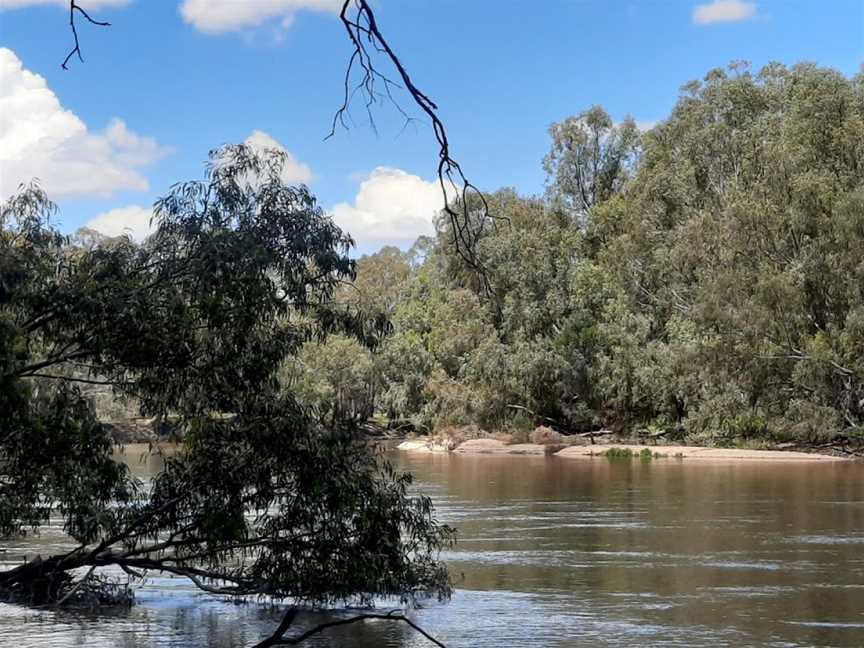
[54,565,96,607]
[253,606,447,647]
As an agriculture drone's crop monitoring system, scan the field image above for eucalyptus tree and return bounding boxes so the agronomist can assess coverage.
[0,147,452,640]
[544,106,641,227]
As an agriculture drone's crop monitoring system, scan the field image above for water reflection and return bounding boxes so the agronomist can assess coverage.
[2,447,863,647]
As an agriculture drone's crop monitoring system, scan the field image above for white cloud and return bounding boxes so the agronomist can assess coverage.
[85,205,154,241]
[0,0,129,9]
[243,130,313,185]
[635,120,658,132]
[179,0,342,35]
[0,48,169,200]
[693,0,757,25]
[331,167,455,249]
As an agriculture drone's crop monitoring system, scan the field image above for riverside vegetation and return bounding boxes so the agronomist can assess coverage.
[289,61,864,454]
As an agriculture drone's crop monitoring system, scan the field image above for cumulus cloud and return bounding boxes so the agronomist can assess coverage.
[0,0,129,8]
[85,205,155,242]
[243,130,313,185]
[179,0,342,34]
[0,48,169,200]
[331,167,455,249]
[693,0,757,25]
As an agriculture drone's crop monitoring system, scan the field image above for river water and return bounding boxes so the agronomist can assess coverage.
[1,448,863,647]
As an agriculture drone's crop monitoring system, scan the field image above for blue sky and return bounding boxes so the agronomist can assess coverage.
[1,0,862,253]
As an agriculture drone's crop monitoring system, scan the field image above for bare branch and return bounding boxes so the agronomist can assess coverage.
[332,0,505,298]
[25,373,135,386]
[62,1,111,70]
[55,565,96,606]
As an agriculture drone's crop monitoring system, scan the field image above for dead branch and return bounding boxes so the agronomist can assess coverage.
[54,0,501,295]
[252,607,446,647]
[333,0,504,297]
[55,565,96,606]
[62,1,111,70]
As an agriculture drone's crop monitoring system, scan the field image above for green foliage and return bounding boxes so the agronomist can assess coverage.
[544,106,642,225]
[604,447,634,459]
[601,447,659,461]
[281,335,377,428]
[343,246,412,316]
[596,61,864,443]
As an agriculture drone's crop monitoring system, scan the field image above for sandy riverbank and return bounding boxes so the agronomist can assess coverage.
[397,438,846,461]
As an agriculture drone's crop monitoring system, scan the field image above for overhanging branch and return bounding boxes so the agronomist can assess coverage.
[62,1,111,70]
[333,0,505,297]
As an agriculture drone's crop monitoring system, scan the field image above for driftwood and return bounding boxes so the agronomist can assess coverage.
[576,430,614,445]
[355,419,422,438]
[506,404,561,427]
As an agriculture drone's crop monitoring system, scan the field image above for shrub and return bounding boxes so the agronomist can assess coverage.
[604,447,633,459]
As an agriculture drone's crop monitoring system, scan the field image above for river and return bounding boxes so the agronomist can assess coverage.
[1,447,863,647]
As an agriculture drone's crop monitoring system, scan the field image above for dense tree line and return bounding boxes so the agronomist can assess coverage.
[294,62,864,449]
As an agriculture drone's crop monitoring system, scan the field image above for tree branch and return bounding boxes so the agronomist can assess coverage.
[25,373,134,386]
[55,565,96,607]
[253,607,299,648]
[333,0,504,298]
[13,350,93,378]
[62,1,111,70]
[252,608,446,647]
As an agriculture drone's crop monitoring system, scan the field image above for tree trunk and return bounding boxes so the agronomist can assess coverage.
[0,554,84,605]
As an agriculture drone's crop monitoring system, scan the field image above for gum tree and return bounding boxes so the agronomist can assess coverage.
[0,146,453,642]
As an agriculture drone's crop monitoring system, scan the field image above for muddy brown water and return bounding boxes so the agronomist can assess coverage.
[1,447,863,647]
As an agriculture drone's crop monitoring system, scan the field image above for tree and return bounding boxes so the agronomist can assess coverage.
[342,246,412,317]
[544,106,641,226]
[282,335,378,429]
[375,191,598,432]
[1,147,453,642]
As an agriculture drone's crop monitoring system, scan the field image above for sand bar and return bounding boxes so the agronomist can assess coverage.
[398,439,846,461]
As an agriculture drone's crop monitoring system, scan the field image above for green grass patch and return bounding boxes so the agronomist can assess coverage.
[605,447,668,461]
[604,447,634,459]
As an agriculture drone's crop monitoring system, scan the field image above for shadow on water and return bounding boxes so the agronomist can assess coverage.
[2,446,864,647]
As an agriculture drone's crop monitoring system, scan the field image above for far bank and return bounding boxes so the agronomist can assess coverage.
[398,437,849,462]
